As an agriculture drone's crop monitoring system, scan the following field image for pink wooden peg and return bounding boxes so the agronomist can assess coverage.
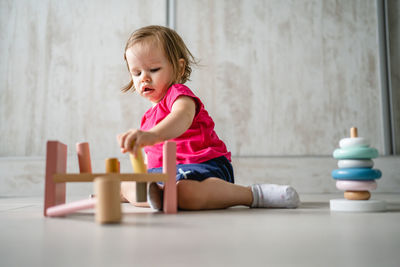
[44,141,67,216]
[46,198,96,217]
[76,142,92,173]
[163,141,177,214]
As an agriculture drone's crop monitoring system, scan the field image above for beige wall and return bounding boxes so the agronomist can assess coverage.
[176,0,384,156]
[0,0,165,158]
[1,0,393,159]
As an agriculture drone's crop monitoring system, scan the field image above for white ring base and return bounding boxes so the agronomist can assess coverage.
[330,199,386,212]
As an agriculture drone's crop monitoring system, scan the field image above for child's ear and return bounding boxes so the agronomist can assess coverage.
[178,58,186,77]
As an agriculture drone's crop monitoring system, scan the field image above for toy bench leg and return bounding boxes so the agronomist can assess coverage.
[163,141,177,214]
[44,141,67,216]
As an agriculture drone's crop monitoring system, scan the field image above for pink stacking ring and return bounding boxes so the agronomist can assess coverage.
[336,180,377,191]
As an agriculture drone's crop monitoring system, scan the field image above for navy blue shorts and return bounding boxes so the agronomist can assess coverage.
[148,156,234,184]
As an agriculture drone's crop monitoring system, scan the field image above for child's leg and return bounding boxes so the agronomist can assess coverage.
[176,179,300,210]
[147,178,251,210]
[148,178,300,210]
[177,178,253,210]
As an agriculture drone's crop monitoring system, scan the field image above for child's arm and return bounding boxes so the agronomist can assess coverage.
[118,96,196,155]
[148,95,196,141]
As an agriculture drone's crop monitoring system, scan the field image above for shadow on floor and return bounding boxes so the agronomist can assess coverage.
[298,202,329,209]
[386,202,400,212]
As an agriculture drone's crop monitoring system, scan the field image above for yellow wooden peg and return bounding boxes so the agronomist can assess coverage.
[129,142,147,203]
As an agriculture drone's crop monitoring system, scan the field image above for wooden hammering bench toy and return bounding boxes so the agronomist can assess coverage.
[44,140,177,224]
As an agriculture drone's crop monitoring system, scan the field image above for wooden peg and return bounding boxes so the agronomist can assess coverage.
[129,142,147,203]
[129,150,147,173]
[76,142,92,173]
[105,158,120,173]
[94,176,121,224]
[350,127,358,138]
[95,158,121,224]
[47,198,96,217]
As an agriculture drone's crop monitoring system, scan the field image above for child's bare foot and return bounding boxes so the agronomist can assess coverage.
[120,182,151,207]
[120,182,136,204]
[120,193,129,203]
[91,193,129,203]
[134,202,150,208]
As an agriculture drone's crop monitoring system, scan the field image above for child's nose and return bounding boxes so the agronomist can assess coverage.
[141,72,151,82]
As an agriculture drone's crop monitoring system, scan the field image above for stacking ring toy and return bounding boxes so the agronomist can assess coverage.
[333,146,378,159]
[336,180,377,191]
[339,137,369,148]
[330,127,385,212]
[331,168,382,180]
[337,159,374,168]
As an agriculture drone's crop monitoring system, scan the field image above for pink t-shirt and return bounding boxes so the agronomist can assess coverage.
[141,84,231,169]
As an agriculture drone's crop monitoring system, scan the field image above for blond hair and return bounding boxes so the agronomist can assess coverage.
[122,25,196,92]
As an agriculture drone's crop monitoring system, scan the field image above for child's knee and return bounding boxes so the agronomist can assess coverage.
[177,180,206,210]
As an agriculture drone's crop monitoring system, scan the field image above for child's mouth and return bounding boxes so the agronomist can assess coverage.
[143,87,154,94]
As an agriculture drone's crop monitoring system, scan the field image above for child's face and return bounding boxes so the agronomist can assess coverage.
[125,40,174,104]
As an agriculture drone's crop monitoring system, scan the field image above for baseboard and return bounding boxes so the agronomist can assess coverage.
[232,156,400,193]
[1,156,399,196]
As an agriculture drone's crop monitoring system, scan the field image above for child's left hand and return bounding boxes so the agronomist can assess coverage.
[117,129,160,156]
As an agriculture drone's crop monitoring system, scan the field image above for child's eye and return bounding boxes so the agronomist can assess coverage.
[150,68,161,73]
[132,71,141,77]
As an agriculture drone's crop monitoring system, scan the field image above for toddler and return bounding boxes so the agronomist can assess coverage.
[117,25,300,210]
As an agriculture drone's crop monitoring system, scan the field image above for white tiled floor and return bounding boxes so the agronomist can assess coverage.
[1,194,399,267]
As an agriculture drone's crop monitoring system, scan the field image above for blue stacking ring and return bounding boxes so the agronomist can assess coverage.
[331,168,382,180]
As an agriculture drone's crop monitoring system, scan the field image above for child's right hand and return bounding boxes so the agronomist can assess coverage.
[117,129,160,156]
[117,96,196,155]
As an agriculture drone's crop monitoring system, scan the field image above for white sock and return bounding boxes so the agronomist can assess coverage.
[251,184,300,208]
[148,182,163,211]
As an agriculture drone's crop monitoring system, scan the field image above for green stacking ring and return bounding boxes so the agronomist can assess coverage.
[333,146,378,159]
